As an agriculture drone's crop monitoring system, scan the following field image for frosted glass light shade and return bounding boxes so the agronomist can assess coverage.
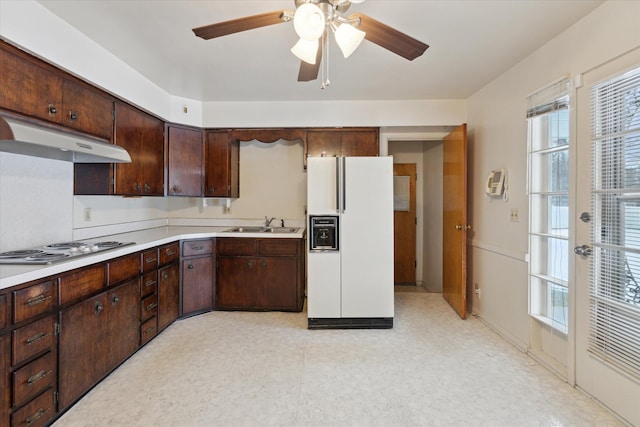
[291,38,319,64]
[293,3,325,41]
[334,23,365,58]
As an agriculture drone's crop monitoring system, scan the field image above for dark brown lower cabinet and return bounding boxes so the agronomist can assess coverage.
[216,238,304,311]
[158,262,180,331]
[181,256,213,316]
[0,333,9,427]
[58,279,139,410]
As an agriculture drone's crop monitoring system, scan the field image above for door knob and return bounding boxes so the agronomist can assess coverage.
[574,244,593,257]
[455,224,471,231]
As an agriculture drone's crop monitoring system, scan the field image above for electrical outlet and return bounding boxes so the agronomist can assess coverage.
[474,283,481,299]
[510,208,519,222]
[84,207,92,221]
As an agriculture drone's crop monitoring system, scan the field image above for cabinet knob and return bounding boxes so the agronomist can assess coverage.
[69,111,78,121]
[248,260,253,269]
[209,187,215,194]
[134,182,141,191]
[112,295,120,304]
[48,104,57,115]
[94,302,104,315]
[144,183,151,192]
[162,272,168,280]
[172,185,182,194]
[187,264,194,270]
[262,260,267,268]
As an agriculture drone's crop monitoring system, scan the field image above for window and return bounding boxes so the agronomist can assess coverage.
[589,65,640,378]
[527,78,570,333]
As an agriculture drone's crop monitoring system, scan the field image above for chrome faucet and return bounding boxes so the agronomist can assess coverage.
[264,216,276,227]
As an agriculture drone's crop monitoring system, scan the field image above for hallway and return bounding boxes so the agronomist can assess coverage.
[54,291,622,426]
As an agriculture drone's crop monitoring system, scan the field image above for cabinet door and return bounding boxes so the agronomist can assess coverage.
[259,257,300,309]
[168,126,203,197]
[158,263,179,330]
[1,333,9,427]
[216,257,258,309]
[181,256,213,316]
[114,102,164,196]
[105,280,139,371]
[61,79,114,140]
[0,44,63,123]
[58,293,107,410]
[306,130,342,158]
[341,130,379,156]
[204,131,239,198]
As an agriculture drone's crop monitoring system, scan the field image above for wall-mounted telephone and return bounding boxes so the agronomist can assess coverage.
[486,169,506,196]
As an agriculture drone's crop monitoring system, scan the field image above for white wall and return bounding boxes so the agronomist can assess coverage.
[423,142,443,292]
[467,0,640,381]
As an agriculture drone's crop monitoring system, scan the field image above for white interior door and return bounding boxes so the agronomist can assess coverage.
[575,48,640,427]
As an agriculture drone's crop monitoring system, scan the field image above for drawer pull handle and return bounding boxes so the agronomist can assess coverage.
[26,294,51,306]
[144,326,155,334]
[145,280,157,287]
[27,369,52,385]
[146,303,158,310]
[25,407,49,425]
[165,249,177,256]
[26,332,49,345]
[191,245,204,251]
[146,257,157,264]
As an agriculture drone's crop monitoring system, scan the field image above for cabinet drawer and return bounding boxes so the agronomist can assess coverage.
[12,351,55,407]
[10,387,55,427]
[141,249,158,273]
[141,294,158,321]
[0,293,7,330]
[12,315,55,365]
[141,271,158,297]
[108,253,140,286]
[258,239,299,256]
[59,264,106,306]
[217,238,256,256]
[140,317,157,345]
[159,242,180,266]
[13,280,56,324]
[182,239,213,257]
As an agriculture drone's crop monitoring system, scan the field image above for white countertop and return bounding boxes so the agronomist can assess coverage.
[0,225,306,290]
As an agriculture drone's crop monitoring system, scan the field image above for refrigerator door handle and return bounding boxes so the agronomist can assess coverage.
[342,157,346,213]
[335,156,341,213]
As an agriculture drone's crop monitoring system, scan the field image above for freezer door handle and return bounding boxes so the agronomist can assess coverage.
[342,157,346,212]
[335,156,340,213]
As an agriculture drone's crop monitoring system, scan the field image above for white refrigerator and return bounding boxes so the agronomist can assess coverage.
[307,156,394,329]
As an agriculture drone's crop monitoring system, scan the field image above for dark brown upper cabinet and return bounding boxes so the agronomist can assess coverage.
[167,125,204,197]
[204,130,239,198]
[113,101,164,196]
[306,128,379,158]
[0,41,114,140]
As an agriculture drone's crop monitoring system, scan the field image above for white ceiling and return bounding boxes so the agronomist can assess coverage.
[37,0,603,103]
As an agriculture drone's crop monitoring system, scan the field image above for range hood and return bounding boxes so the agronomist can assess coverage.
[0,116,131,163]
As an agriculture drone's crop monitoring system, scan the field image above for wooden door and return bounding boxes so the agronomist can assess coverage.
[58,293,107,409]
[61,78,114,139]
[260,257,298,309]
[167,126,203,196]
[204,130,239,198]
[181,256,213,315]
[442,124,468,319]
[393,164,417,284]
[158,263,180,331]
[341,130,379,156]
[105,280,139,371]
[216,257,258,309]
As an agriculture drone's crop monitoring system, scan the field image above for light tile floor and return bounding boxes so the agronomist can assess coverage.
[53,291,624,426]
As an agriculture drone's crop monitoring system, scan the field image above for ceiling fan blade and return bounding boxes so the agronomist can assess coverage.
[297,40,323,82]
[352,13,429,61]
[193,11,289,40]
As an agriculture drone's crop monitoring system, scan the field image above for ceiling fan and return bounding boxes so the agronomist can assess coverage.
[192,0,429,87]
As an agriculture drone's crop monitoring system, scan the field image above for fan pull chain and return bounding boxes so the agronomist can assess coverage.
[321,31,330,89]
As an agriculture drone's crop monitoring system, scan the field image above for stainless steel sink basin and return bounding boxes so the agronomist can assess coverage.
[225,227,266,233]
[262,227,299,233]
[224,227,299,233]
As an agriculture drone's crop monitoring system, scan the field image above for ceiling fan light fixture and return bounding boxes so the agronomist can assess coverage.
[333,22,366,58]
[291,38,319,64]
[293,3,326,41]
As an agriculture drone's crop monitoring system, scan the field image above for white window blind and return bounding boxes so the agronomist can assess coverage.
[527,78,571,332]
[589,65,640,378]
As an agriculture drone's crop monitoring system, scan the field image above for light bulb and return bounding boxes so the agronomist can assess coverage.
[293,3,326,41]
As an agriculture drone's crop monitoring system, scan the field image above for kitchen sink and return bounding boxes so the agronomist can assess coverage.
[262,227,299,233]
[223,227,299,233]
[225,227,266,233]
